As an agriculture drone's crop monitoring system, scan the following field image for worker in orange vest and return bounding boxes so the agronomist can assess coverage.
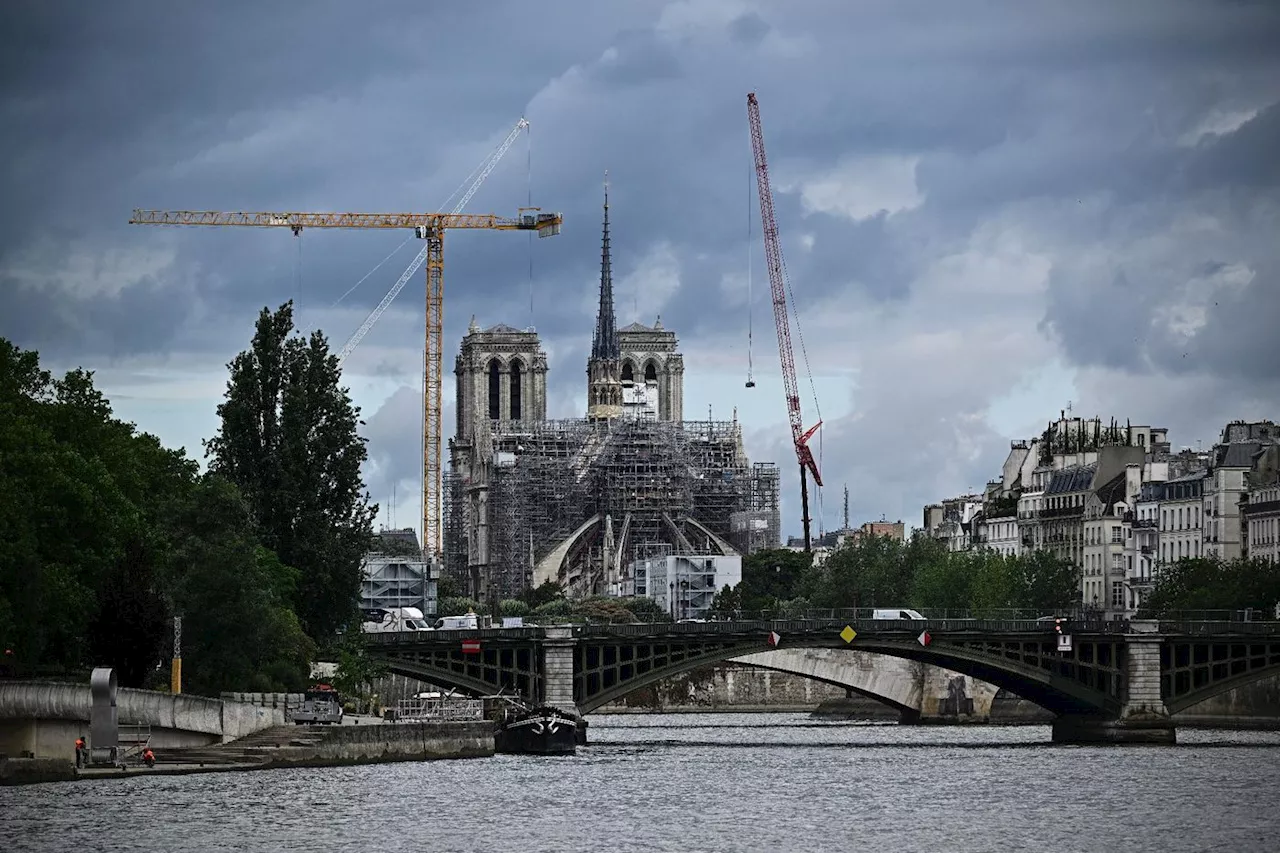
[142,748,156,768]
[74,736,86,767]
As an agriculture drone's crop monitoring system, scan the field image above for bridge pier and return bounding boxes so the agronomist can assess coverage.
[1052,628,1175,745]
[541,627,579,718]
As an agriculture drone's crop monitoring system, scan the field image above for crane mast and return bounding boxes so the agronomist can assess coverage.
[747,92,823,552]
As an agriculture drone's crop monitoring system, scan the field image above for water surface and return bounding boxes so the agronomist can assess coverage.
[4,713,1278,852]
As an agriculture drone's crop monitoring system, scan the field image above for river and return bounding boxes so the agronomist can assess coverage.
[4,713,1279,852]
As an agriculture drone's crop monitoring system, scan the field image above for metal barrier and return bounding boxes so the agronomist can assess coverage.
[394,697,485,722]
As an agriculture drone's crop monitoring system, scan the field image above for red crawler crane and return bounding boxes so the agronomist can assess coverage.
[747,92,823,552]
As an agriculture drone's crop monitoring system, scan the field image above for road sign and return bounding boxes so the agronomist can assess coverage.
[917,630,932,647]
[1057,634,1073,653]
[840,626,857,644]
[461,638,481,654]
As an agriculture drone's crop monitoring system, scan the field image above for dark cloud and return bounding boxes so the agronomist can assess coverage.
[3,0,1279,536]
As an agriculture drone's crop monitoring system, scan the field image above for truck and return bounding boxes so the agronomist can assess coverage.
[361,606,433,633]
[292,684,344,725]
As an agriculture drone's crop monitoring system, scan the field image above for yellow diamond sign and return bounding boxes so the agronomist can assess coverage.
[840,625,857,644]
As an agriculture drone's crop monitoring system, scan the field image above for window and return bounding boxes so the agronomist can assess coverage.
[487,359,501,420]
[1112,581,1124,608]
[510,360,523,420]
[1111,527,1123,543]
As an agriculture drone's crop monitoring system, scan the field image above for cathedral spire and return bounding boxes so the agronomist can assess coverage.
[592,171,620,361]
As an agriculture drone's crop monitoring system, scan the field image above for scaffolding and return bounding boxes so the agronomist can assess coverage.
[730,461,782,555]
[443,416,780,600]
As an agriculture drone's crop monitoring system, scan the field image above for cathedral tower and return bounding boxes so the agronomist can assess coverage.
[586,175,623,420]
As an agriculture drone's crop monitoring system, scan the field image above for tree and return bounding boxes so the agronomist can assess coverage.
[733,548,813,612]
[1141,557,1280,617]
[205,303,377,643]
[1017,550,1080,614]
[499,599,531,619]
[521,580,566,609]
[166,476,315,695]
[332,631,387,713]
[438,596,481,617]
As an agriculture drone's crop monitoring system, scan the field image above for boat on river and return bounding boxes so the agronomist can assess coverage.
[493,700,578,756]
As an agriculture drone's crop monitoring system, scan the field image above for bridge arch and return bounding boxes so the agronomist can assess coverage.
[572,635,1121,717]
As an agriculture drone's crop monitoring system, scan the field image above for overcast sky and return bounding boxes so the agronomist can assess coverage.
[2,0,1278,542]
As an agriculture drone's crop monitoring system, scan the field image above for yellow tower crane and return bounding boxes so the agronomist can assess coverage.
[129,207,564,556]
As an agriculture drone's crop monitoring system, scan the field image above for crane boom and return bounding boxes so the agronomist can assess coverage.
[128,209,557,231]
[336,118,531,365]
[131,202,563,558]
[748,91,822,551]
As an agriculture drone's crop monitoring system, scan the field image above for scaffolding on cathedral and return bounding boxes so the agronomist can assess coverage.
[442,418,781,601]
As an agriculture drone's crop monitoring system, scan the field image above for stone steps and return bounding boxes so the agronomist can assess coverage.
[153,725,328,766]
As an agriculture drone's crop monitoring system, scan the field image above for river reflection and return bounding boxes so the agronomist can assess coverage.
[4,713,1279,853]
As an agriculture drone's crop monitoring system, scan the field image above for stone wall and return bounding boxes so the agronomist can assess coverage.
[599,664,849,712]
[252,721,493,767]
[0,682,285,761]
[1175,672,1280,729]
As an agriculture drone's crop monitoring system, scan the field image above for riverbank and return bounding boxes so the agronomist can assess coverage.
[0,720,494,787]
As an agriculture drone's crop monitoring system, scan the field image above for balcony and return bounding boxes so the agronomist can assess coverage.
[1040,505,1084,519]
[1133,518,1157,528]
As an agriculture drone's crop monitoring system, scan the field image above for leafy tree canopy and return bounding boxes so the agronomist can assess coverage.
[205,302,377,643]
[0,338,312,695]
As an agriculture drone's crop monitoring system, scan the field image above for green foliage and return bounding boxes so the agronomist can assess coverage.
[204,302,377,643]
[718,533,1083,616]
[532,599,575,620]
[732,548,813,612]
[574,597,639,624]
[0,338,315,694]
[521,581,566,609]
[499,599,531,619]
[332,632,387,709]
[438,597,481,617]
[623,596,671,623]
[1141,557,1280,617]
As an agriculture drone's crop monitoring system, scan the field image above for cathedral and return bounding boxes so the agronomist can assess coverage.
[445,184,780,603]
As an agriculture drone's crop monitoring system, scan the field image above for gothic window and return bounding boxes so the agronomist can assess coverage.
[621,361,634,383]
[488,358,501,420]
[510,360,523,420]
[644,361,658,382]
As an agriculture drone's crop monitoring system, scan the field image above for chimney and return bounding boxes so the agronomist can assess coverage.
[1125,463,1142,504]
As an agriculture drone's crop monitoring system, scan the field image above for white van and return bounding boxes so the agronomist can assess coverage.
[361,607,433,633]
[872,608,927,620]
[434,613,480,630]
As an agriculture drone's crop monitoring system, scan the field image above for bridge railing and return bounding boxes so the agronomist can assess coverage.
[360,610,1280,643]
[1157,620,1280,637]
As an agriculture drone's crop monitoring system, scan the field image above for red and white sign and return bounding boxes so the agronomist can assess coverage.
[461,638,481,655]
[767,631,781,647]
[917,630,932,647]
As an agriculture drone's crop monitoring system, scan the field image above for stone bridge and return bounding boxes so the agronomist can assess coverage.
[365,616,1280,744]
[731,648,1001,723]
[0,681,286,762]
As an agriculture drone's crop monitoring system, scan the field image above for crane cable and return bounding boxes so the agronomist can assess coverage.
[746,159,754,386]
[330,236,414,308]
[527,120,534,327]
[330,130,501,313]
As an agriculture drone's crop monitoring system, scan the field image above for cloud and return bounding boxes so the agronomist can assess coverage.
[3,0,1280,543]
